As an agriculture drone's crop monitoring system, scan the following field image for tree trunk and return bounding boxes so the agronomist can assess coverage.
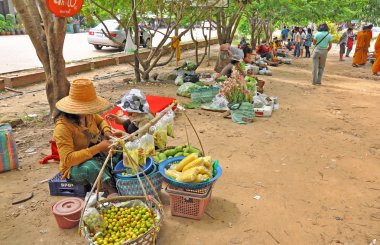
[257,26,262,47]
[215,5,244,45]
[132,0,141,83]
[141,72,149,81]
[13,0,70,118]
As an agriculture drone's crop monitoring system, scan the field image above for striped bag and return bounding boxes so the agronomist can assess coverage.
[0,124,19,173]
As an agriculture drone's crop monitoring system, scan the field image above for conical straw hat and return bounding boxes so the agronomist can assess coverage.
[56,79,110,114]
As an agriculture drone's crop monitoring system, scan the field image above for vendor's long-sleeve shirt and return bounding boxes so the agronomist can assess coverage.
[53,114,111,179]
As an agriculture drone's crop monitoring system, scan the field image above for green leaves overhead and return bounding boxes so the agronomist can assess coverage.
[242,0,378,27]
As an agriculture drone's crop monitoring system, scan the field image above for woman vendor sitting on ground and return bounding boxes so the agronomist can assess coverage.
[54,79,117,197]
[215,54,246,79]
[106,89,154,136]
[256,40,273,60]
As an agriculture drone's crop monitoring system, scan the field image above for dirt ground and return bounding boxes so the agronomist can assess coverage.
[0,45,380,245]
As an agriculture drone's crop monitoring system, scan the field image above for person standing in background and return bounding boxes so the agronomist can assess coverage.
[293,27,301,58]
[372,34,380,76]
[304,28,313,58]
[338,27,352,61]
[312,23,332,85]
[352,25,372,67]
[281,26,289,42]
[300,29,307,58]
[240,36,247,46]
[346,28,355,57]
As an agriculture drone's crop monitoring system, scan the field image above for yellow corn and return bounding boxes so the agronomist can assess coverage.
[165,169,181,179]
[182,158,204,172]
[194,166,212,178]
[202,156,213,168]
[193,174,210,183]
[175,153,198,171]
[176,167,199,182]
[169,163,178,170]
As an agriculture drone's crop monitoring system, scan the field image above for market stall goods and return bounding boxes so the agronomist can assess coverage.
[151,145,203,163]
[159,156,222,190]
[83,197,163,245]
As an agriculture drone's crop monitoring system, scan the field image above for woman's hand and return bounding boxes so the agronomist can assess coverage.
[106,114,126,125]
[98,140,112,152]
[104,131,112,140]
[111,129,126,138]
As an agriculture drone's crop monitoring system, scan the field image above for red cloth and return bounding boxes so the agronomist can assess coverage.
[101,95,176,131]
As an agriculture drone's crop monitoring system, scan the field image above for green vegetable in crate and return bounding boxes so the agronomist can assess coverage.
[158,153,167,161]
[152,145,203,163]
[174,145,183,152]
[164,149,177,157]
[174,152,184,157]
[152,156,160,162]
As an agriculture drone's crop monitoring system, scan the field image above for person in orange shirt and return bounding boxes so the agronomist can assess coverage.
[372,34,380,76]
[352,25,373,67]
[54,79,118,197]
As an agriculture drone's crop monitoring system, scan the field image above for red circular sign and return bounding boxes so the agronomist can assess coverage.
[46,0,84,17]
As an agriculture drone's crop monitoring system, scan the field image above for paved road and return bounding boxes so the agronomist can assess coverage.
[0,28,217,74]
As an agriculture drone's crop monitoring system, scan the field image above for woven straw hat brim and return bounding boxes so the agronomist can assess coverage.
[56,96,110,115]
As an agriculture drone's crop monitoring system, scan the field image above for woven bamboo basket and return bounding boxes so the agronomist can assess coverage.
[83,196,164,245]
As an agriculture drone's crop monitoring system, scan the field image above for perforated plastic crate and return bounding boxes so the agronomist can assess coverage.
[165,184,212,220]
[49,173,90,197]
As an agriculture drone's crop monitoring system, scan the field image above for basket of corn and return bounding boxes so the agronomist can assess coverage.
[158,155,222,190]
[82,195,164,245]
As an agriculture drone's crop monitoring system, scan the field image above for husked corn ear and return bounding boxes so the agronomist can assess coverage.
[165,169,181,179]
[182,158,204,171]
[193,174,210,183]
[176,167,200,182]
[194,166,212,178]
[169,163,178,170]
[202,174,210,179]
[202,156,213,168]
[175,153,198,171]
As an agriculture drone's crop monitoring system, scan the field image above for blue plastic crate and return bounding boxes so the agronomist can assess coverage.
[49,173,90,197]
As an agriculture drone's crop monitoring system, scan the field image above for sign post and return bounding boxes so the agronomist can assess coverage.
[46,0,84,17]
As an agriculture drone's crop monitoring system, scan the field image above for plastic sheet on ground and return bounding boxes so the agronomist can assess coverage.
[176,82,201,98]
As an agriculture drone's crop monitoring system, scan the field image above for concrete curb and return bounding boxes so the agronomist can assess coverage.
[0,38,219,90]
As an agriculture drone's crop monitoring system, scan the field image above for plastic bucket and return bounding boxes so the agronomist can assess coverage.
[52,197,84,229]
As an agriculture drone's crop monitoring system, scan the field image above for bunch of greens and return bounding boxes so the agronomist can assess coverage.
[220,68,253,104]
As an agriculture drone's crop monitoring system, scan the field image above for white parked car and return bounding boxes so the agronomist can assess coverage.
[87,20,152,50]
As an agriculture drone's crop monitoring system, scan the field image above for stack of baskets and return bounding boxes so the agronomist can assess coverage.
[158,156,222,220]
[114,158,164,198]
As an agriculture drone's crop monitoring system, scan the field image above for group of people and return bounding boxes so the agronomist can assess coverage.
[349,24,380,76]
[281,26,313,58]
[285,23,380,84]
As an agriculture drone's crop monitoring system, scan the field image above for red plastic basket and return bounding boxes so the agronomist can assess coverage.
[165,185,212,220]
